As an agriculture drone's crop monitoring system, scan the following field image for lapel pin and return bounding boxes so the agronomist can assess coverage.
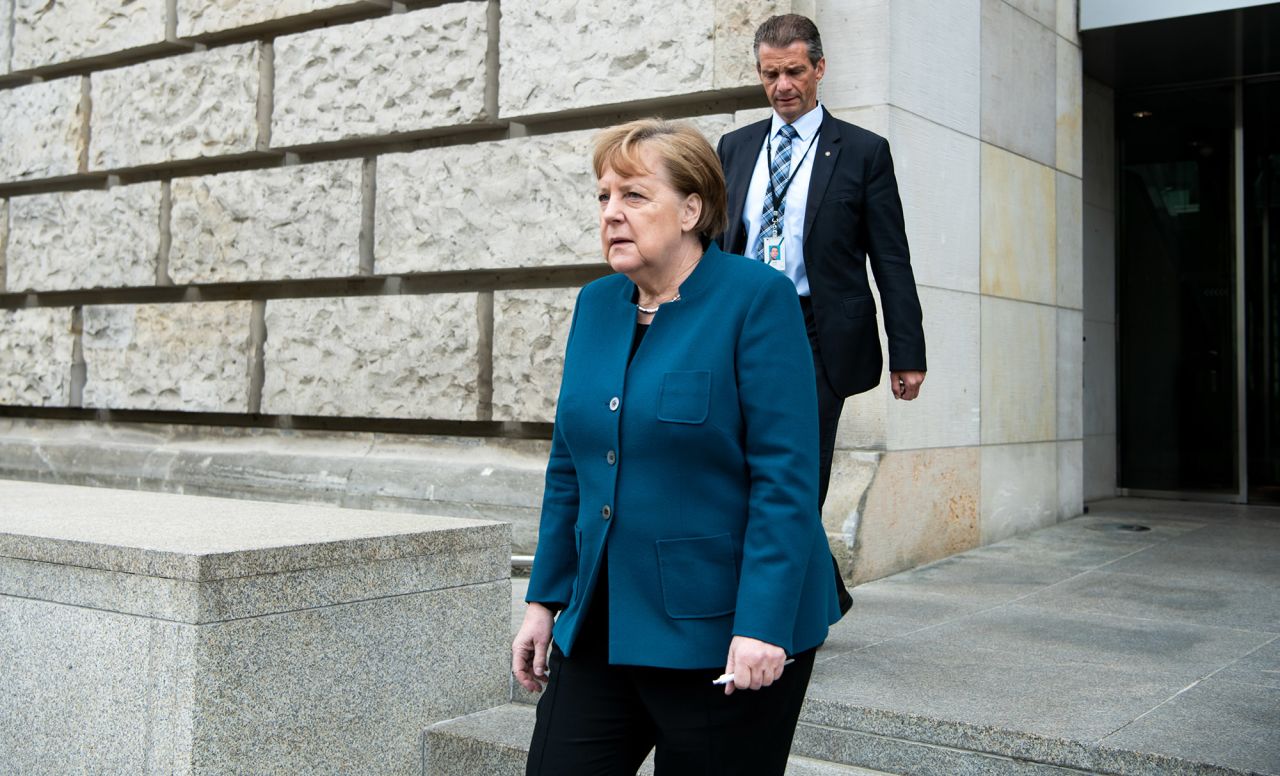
[824,151,831,156]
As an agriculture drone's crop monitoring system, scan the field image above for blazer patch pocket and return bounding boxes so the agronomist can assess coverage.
[656,533,737,619]
[842,296,877,319]
[657,370,711,424]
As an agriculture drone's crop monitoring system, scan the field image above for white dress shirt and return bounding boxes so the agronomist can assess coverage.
[741,103,824,297]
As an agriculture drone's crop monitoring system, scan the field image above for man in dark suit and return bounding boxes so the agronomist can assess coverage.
[716,14,927,609]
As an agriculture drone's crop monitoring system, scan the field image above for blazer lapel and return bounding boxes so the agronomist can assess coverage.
[724,120,771,255]
[803,107,842,248]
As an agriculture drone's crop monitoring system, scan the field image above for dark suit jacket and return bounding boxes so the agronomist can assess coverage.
[526,244,840,668]
[716,107,927,398]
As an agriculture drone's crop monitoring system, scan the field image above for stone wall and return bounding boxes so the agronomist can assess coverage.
[0,0,1084,583]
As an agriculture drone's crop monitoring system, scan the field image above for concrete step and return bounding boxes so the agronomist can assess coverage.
[424,703,899,776]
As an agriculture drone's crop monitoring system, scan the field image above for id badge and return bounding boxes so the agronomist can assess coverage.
[763,233,785,272]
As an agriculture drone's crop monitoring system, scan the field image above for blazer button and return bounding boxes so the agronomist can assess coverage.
[601,504,612,520]
[606,450,616,465]
[608,396,620,411]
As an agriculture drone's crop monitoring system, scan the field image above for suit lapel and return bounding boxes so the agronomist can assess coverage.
[803,107,842,248]
[724,119,771,255]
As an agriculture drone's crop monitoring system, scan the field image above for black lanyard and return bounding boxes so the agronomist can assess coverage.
[764,128,820,227]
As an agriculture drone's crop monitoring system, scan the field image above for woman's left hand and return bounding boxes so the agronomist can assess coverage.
[722,635,787,696]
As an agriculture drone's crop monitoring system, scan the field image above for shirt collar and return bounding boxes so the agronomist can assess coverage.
[770,102,824,143]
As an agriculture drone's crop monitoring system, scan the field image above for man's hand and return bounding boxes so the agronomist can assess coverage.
[512,603,555,693]
[891,370,925,401]
[722,635,787,696]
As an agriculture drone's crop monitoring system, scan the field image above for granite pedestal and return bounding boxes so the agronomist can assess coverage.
[0,479,510,775]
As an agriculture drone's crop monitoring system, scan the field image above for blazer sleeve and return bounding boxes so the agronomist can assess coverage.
[863,137,927,373]
[525,293,584,608]
[730,272,822,650]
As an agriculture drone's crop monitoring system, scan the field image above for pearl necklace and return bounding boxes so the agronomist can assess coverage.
[637,292,681,314]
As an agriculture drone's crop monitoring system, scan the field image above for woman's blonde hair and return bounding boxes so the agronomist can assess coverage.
[592,119,729,241]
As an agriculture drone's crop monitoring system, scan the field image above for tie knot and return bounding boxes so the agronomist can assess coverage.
[778,124,799,141]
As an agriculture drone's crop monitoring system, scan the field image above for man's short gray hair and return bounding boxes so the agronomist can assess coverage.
[753,14,824,66]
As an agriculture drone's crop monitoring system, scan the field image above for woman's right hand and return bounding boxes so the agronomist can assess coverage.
[512,602,556,692]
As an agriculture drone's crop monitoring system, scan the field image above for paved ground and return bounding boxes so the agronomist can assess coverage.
[512,498,1280,774]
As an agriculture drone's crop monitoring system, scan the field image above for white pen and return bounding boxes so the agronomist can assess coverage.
[712,658,794,685]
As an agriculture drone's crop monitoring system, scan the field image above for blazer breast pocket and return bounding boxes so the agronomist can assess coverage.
[656,533,738,619]
[657,370,711,424]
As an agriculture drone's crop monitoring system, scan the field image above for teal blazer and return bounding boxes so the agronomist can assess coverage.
[526,243,841,669]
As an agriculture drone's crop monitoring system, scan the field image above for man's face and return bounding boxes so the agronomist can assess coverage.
[757,41,825,124]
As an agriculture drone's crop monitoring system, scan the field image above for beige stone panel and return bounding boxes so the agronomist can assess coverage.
[0,308,74,406]
[91,43,260,170]
[980,441,1057,544]
[1056,37,1083,177]
[1083,317,1115,437]
[1058,439,1082,520]
[1057,307,1083,440]
[0,78,86,183]
[1057,0,1079,43]
[499,0,715,117]
[377,116,734,274]
[169,161,361,284]
[1083,433,1116,501]
[851,446,981,584]
[7,183,160,292]
[262,295,482,420]
[82,302,253,412]
[886,0,981,135]
[981,296,1056,444]
[272,4,488,147]
[822,450,881,575]
[11,0,165,71]
[888,287,980,450]
[177,0,384,37]
[491,288,578,423]
[1083,202,1115,323]
[980,0,1056,166]
[1056,172,1083,310]
[1004,0,1055,28]
[980,143,1056,305]
[713,0,794,88]
[816,0,889,112]
[1083,78,1115,211]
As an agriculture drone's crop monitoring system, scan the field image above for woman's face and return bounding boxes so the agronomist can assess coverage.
[597,146,701,276]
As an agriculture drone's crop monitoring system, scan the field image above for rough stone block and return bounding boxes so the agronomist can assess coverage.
[82,302,253,412]
[0,308,74,407]
[0,78,86,183]
[492,287,578,423]
[177,0,385,37]
[91,43,260,170]
[262,294,483,420]
[11,0,166,72]
[883,106,980,294]
[1057,307,1083,440]
[980,0,1056,166]
[501,0,771,117]
[1056,171,1083,309]
[821,450,881,576]
[1058,439,1083,519]
[888,286,980,450]
[0,479,509,776]
[852,446,981,583]
[376,116,733,274]
[981,441,1058,544]
[981,296,1056,444]
[1,2,11,74]
[1083,317,1116,437]
[6,183,161,292]
[980,143,1056,305]
[1057,37,1083,176]
[170,160,362,284]
[272,3,488,147]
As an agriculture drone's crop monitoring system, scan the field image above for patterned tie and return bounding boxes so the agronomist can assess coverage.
[752,124,799,261]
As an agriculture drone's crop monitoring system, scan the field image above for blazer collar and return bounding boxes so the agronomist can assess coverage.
[614,242,725,305]
[803,106,843,245]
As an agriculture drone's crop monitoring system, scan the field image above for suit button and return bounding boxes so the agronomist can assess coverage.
[608,396,620,411]
[606,450,616,465]
[601,505,612,520]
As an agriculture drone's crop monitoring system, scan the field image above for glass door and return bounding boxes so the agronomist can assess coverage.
[1245,80,1280,502]
[1117,86,1239,493]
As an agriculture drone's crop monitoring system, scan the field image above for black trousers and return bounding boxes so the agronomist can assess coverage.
[799,296,854,615]
[526,643,817,776]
